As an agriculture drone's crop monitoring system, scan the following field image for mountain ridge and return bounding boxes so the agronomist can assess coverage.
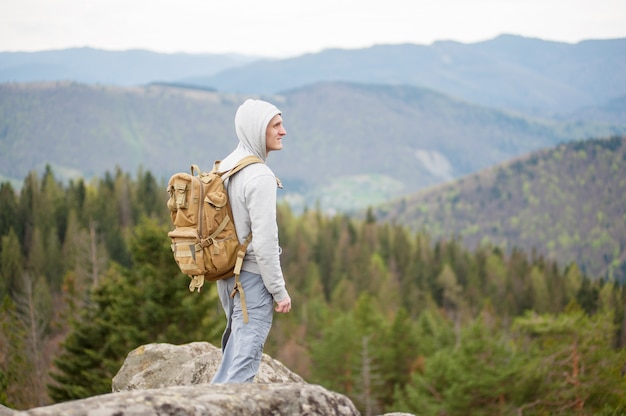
[2,35,625,116]
[1,81,624,213]
[374,136,626,281]
[187,34,626,115]
[0,47,258,86]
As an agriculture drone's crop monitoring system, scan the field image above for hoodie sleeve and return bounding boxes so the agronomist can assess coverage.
[244,171,289,302]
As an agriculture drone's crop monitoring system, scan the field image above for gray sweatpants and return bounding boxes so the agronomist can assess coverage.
[211,270,274,383]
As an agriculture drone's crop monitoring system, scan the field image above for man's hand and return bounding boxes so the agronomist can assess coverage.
[275,295,292,313]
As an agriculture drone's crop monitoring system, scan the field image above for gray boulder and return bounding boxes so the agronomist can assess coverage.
[14,383,360,415]
[112,341,304,391]
[6,342,414,415]
[0,405,14,416]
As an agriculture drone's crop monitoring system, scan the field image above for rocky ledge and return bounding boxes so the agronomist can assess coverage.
[6,342,414,416]
[13,383,358,416]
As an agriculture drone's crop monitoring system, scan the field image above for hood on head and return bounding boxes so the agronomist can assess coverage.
[235,99,282,161]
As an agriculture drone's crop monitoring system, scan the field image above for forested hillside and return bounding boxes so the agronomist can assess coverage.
[2,82,624,212]
[0,82,240,183]
[376,136,626,282]
[1,166,625,414]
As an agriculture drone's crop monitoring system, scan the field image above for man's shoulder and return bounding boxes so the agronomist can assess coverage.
[240,161,274,178]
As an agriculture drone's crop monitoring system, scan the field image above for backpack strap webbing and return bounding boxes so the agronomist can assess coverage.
[230,233,254,324]
[221,155,262,325]
[188,275,205,293]
[221,155,264,181]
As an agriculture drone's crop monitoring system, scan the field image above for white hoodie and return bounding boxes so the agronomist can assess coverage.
[218,99,288,303]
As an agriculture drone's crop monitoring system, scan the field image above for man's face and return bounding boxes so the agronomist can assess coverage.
[265,114,286,154]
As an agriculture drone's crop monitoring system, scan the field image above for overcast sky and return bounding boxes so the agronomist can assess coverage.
[2,0,625,57]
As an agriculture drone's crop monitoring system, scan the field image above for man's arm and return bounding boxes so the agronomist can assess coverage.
[245,172,290,304]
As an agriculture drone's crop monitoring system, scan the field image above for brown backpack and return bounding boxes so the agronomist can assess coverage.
[166,155,262,323]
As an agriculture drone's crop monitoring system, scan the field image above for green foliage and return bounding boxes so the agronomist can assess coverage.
[47,294,121,402]
[0,165,624,414]
[0,297,31,409]
[310,311,361,395]
[0,182,19,240]
[512,309,626,414]
[395,314,523,416]
[0,370,7,406]
[375,308,421,410]
[394,306,626,415]
[0,229,23,298]
[48,218,222,402]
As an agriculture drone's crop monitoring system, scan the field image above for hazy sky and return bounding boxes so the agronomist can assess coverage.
[2,0,625,57]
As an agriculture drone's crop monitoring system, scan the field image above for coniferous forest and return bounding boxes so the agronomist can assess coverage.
[1,166,625,415]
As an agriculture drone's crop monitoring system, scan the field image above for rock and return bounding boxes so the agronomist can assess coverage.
[112,341,304,391]
[14,383,360,415]
[382,414,415,416]
[0,405,14,416]
[6,342,413,416]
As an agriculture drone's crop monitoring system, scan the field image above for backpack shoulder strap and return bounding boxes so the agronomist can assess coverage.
[221,155,264,180]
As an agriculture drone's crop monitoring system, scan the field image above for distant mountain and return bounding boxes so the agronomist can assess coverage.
[186,35,626,116]
[2,36,625,117]
[1,82,624,213]
[0,82,241,182]
[374,136,626,281]
[275,82,625,211]
[0,48,259,86]
[564,94,626,125]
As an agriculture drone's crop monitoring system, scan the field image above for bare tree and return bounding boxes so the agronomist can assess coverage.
[14,272,51,407]
[62,215,108,317]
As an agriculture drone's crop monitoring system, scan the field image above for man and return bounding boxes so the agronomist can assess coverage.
[211,98,292,384]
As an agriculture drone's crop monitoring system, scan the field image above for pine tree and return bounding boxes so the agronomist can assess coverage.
[45,226,63,291]
[0,229,23,298]
[48,274,124,402]
[17,171,40,253]
[329,277,358,312]
[376,307,420,412]
[563,262,583,303]
[506,247,533,315]
[366,252,399,316]
[314,215,341,299]
[26,227,46,282]
[513,307,626,414]
[65,179,87,223]
[0,182,19,240]
[310,311,361,397]
[350,294,387,414]
[298,262,329,336]
[394,315,522,416]
[48,217,221,402]
[436,263,466,345]
[82,170,130,267]
[0,297,32,409]
[529,265,551,313]
[413,302,456,357]
[133,168,164,220]
[39,165,67,246]
[577,277,599,314]
[483,250,508,314]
